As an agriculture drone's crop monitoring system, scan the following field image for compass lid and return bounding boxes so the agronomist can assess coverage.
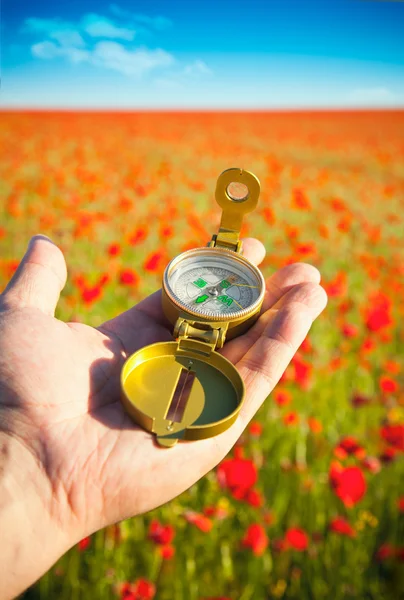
[121,341,245,447]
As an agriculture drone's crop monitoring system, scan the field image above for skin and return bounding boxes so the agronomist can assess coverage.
[0,235,327,599]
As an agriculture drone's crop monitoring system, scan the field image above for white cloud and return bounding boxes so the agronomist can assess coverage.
[348,87,397,105]
[50,30,85,48]
[183,60,212,76]
[81,14,136,41]
[92,42,175,76]
[154,59,212,88]
[31,41,89,63]
[24,17,85,48]
[109,4,172,30]
[31,39,175,77]
[31,41,59,59]
[24,17,66,34]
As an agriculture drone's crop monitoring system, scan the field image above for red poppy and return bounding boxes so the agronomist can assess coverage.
[375,544,395,562]
[120,583,134,599]
[143,250,167,273]
[379,447,398,463]
[285,528,309,551]
[99,273,110,286]
[74,272,110,305]
[360,338,375,354]
[366,307,392,332]
[217,454,257,500]
[384,360,400,375]
[119,268,139,286]
[397,497,404,513]
[329,357,344,372]
[337,217,352,233]
[351,393,371,408]
[4,259,19,279]
[329,462,367,506]
[148,520,175,545]
[184,511,212,533]
[323,271,347,298]
[160,545,175,560]
[77,536,91,551]
[249,421,263,437]
[131,579,155,599]
[128,227,148,246]
[300,336,312,353]
[159,225,174,240]
[380,424,404,451]
[329,517,356,537]
[307,417,322,434]
[274,390,291,407]
[241,524,268,556]
[334,436,366,460]
[108,242,121,256]
[262,207,275,224]
[379,376,398,394]
[244,488,264,508]
[291,187,311,210]
[283,411,299,426]
[330,197,347,212]
[365,293,392,332]
[338,299,354,314]
[361,456,381,473]
[285,225,300,240]
[341,323,359,338]
[291,353,312,389]
[81,285,103,305]
[294,242,317,257]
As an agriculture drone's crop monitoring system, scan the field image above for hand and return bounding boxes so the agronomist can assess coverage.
[0,235,327,599]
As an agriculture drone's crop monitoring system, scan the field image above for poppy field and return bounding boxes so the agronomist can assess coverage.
[0,110,403,600]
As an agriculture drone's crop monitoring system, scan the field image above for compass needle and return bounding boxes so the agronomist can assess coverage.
[229,283,259,289]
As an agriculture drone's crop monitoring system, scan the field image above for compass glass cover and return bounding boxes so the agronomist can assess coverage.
[166,250,263,317]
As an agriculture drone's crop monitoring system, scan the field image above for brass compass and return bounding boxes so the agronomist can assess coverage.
[121,168,265,447]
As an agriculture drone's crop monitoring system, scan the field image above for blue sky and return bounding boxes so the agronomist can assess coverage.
[1,0,404,108]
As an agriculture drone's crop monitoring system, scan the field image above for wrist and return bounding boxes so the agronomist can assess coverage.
[0,429,80,599]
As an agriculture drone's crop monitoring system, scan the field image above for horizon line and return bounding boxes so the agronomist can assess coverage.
[1,106,404,114]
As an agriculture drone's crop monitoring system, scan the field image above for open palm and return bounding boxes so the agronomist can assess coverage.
[0,235,326,595]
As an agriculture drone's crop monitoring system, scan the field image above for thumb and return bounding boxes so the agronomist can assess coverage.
[1,235,67,316]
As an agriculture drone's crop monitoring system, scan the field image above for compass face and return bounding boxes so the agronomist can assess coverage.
[165,248,264,318]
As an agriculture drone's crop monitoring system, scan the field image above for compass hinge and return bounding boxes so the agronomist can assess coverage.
[208,233,242,254]
[174,318,228,355]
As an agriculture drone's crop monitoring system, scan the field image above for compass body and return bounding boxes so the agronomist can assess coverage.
[162,247,265,340]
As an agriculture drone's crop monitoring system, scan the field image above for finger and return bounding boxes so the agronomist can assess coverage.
[236,282,327,425]
[263,262,321,311]
[0,235,67,316]
[241,237,266,266]
[222,263,322,364]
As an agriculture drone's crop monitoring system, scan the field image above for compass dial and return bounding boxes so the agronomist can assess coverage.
[164,248,265,319]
